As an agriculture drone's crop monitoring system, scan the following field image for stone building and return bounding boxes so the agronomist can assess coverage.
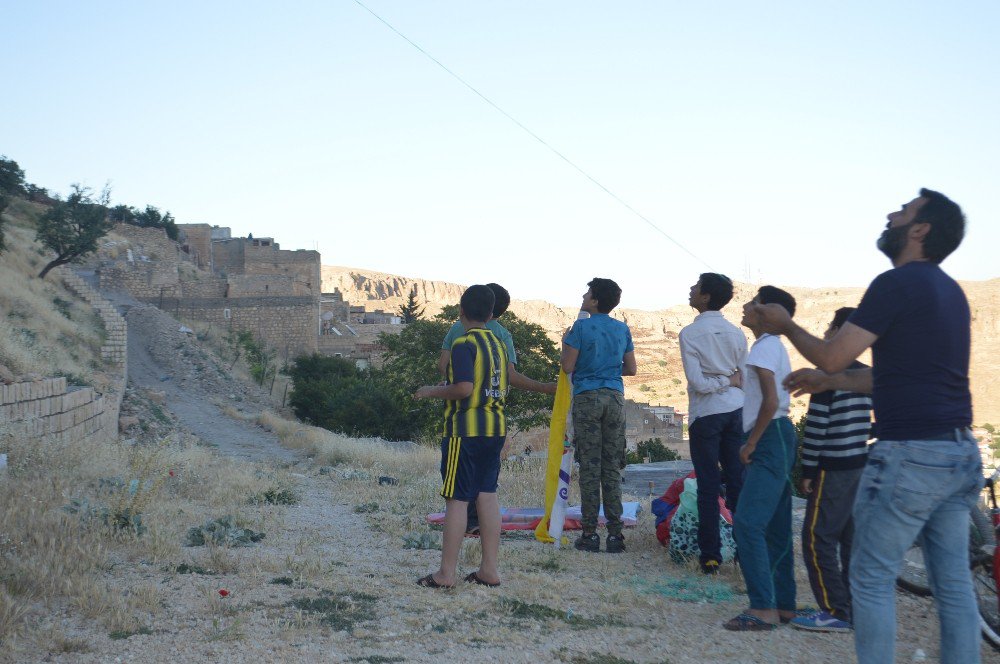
[99,223,321,359]
[625,400,686,458]
[98,223,411,366]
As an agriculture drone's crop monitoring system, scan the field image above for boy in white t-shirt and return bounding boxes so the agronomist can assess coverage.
[724,286,800,632]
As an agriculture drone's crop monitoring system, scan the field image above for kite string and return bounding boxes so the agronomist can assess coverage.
[352,0,714,271]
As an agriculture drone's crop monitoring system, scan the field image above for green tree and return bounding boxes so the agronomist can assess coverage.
[0,156,26,196]
[0,156,26,255]
[790,412,808,497]
[397,286,425,323]
[493,310,560,431]
[23,183,51,203]
[376,305,560,440]
[234,331,277,385]
[108,204,136,224]
[287,354,415,440]
[625,437,681,465]
[0,192,8,253]
[132,204,178,240]
[35,185,113,279]
[376,318,453,438]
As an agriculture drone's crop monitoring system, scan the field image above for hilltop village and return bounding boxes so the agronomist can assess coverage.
[97,222,685,455]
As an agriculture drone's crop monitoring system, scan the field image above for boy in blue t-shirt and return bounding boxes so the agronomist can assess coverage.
[560,278,637,553]
[414,284,509,589]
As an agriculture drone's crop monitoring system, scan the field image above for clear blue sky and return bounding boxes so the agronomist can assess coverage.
[3,1,997,310]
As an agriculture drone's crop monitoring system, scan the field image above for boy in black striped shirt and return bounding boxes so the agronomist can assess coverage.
[791,307,873,633]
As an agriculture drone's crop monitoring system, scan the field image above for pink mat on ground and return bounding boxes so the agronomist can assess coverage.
[426,503,640,531]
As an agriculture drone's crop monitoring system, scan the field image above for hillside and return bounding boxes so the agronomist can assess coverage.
[323,265,1000,424]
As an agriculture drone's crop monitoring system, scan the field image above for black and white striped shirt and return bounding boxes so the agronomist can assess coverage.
[801,366,873,477]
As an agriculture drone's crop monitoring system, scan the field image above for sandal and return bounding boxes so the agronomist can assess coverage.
[723,613,778,632]
[416,573,453,589]
[464,572,500,587]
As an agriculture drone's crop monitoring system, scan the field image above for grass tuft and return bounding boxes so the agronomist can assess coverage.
[287,592,378,632]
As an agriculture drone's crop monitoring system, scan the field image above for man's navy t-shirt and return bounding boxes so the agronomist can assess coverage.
[849,261,971,440]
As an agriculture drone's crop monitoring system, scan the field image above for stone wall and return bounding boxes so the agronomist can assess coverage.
[243,245,320,295]
[227,274,298,297]
[0,269,127,444]
[179,278,228,298]
[178,223,213,269]
[100,224,181,297]
[62,269,128,371]
[100,265,178,298]
[0,379,107,442]
[208,240,320,295]
[153,296,319,358]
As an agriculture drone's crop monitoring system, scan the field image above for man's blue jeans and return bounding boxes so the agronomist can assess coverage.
[688,408,744,564]
[733,417,797,610]
[851,433,983,664]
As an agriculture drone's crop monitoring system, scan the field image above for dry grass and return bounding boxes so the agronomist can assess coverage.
[258,411,439,481]
[0,421,296,651]
[0,210,104,384]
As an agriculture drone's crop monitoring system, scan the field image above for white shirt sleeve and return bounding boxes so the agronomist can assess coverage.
[746,336,781,374]
[679,330,731,395]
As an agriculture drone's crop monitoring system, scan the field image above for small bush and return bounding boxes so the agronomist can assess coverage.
[185,516,265,547]
[402,531,441,550]
[249,488,298,506]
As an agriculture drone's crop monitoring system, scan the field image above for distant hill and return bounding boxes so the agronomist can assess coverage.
[322,265,1000,425]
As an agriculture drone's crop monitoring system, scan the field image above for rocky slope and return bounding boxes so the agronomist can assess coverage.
[323,265,1000,424]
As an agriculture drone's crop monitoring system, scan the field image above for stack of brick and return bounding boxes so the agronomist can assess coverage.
[0,270,129,445]
[60,269,128,367]
[0,378,105,442]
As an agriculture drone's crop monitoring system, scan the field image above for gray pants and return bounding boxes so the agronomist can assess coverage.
[801,468,863,621]
[572,389,626,536]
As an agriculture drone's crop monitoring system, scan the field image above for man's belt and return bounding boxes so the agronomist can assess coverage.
[906,427,973,442]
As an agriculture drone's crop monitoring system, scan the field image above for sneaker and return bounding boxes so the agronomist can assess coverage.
[700,560,721,575]
[606,533,625,553]
[789,610,852,633]
[574,532,600,553]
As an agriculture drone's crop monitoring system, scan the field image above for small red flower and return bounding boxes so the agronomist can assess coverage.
[218,589,229,597]
[168,470,175,477]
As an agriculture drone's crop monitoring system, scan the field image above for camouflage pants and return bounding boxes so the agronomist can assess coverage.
[572,388,626,536]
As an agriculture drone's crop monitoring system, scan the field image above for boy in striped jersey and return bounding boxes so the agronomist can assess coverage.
[413,285,509,589]
[791,307,872,633]
[437,283,556,537]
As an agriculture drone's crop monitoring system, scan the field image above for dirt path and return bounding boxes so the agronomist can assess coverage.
[108,292,297,464]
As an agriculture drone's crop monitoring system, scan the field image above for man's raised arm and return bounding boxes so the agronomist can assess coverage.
[784,367,873,397]
[753,304,877,374]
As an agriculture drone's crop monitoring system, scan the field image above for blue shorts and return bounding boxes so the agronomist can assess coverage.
[440,436,504,502]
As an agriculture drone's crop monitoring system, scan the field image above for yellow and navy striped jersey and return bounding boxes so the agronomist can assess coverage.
[443,327,509,437]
